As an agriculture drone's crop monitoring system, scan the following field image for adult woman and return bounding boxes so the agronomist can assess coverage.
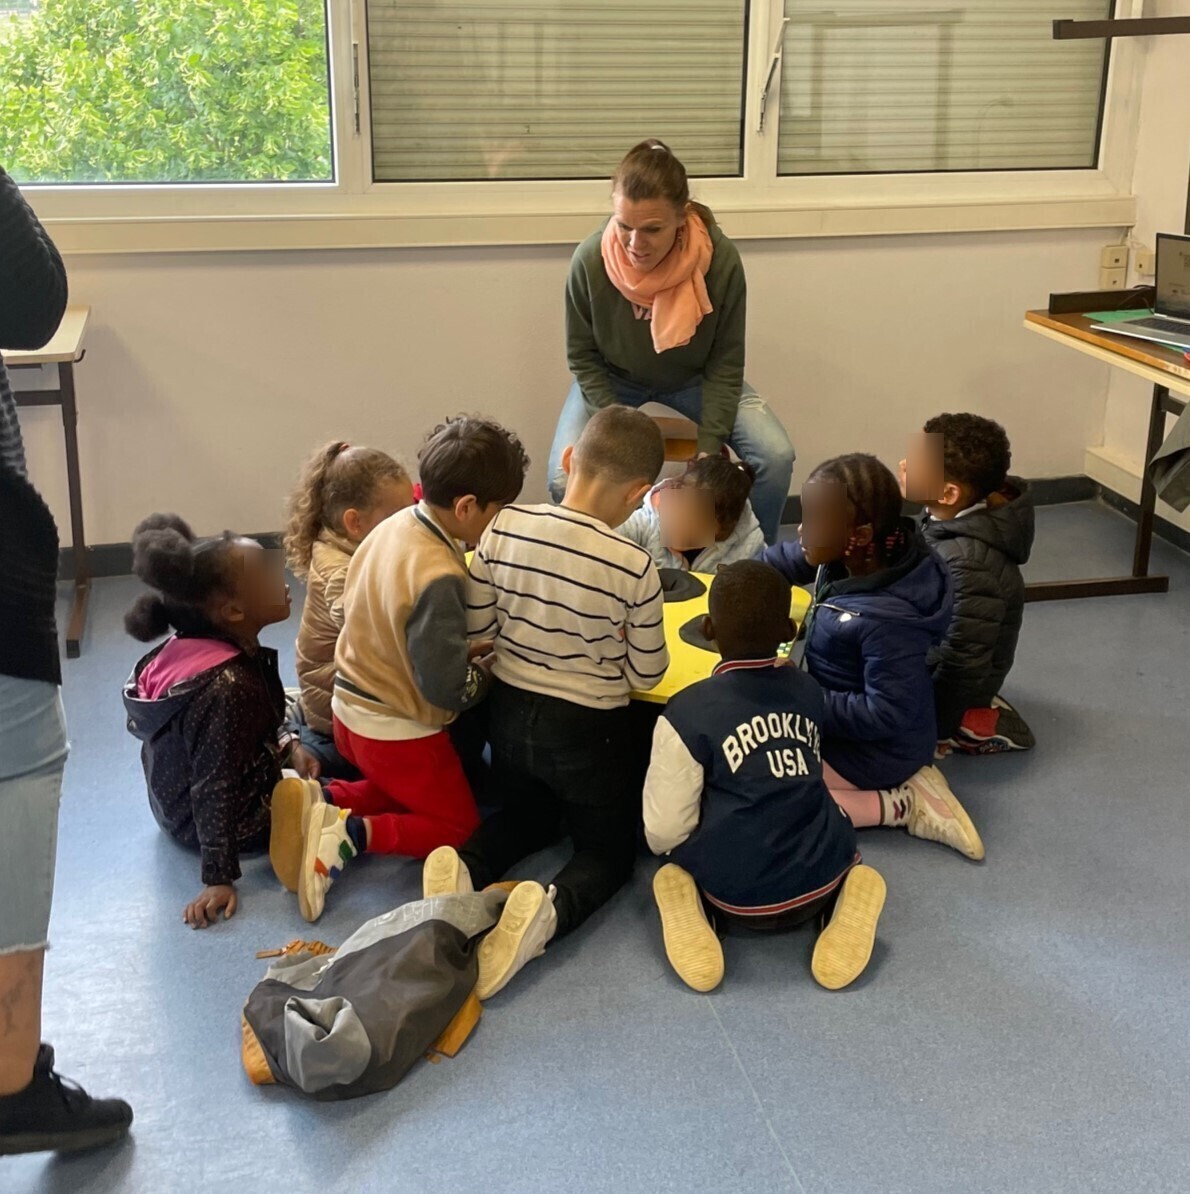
[548,140,794,544]
[0,166,132,1154]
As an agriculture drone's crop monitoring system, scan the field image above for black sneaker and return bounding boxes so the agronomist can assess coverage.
[0,1045,132,1156]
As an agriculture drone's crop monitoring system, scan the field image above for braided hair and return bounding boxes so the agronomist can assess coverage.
[124,514,240,641]
[807,453,908,564]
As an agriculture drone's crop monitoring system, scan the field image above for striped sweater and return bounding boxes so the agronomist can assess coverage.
[466,504,669,709]
[0,166,68,686]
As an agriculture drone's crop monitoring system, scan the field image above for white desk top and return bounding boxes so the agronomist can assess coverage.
[1,306,90,365]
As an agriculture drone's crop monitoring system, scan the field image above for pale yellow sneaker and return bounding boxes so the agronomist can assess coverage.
[269,777,322,893]
[422,846,474,899]
[905,765,985,861]
[476,881,557,1000]
[811,865,886,991]
[652,863,724,993]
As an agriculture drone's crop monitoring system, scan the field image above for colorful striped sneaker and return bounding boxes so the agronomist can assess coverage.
[653,863,724,993]
[298,803,358,923]
[269,777,323,893]
[811,865,886,991]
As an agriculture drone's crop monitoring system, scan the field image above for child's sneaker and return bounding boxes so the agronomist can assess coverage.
[269,776,323,893]
[811,865,886,991]
[903,765,985,860]
[476,881,557,1000]
[652,863,724,993]
[298,803,359,923]
[422,845,474,899]
[948,697,1035,755]
[0,1045,132,1156]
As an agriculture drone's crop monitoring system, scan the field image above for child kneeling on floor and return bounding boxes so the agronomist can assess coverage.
[270,417,529,922]
[619,455,764,572]
[760,454,985,861]
[643,560,885,992]
[903,413,1036,755]
[284,439,414,779]
[123,515,314,929]
[423,406,670,1000]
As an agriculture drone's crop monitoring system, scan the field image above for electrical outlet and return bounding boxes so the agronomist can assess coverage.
[1099,265,1127,290]
[1134,246,1156,276]
[1100,244,1129,270]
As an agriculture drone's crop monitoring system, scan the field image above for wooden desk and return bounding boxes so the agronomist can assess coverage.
[4,306,92,656]
[633,574,813,704]
[1023,309,1188,601]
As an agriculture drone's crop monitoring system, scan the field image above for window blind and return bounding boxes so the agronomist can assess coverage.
[366,0,747,182]
[778,0,1113,175]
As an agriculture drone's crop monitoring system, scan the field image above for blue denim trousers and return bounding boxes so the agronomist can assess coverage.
[0,676,68,953]
[546,375,795,544]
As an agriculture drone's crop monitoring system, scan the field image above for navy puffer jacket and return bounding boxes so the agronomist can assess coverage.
[760,521,953,789]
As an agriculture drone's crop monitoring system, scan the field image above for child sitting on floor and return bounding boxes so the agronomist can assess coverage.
[643,560,885,993]
[760,453,985,860]
[269,417,529,923]
[619,455,764,572]
[903,413,1036,755]
[423,406,669,1000]
[284,440,414,779]
[123,514,312,930]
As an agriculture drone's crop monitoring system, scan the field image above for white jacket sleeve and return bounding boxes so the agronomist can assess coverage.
[643,715,705,855]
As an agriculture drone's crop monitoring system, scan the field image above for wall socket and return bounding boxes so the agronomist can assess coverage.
[1100,244,1129,270]
[1099,265,1127,290]
[1134,245,1156,276]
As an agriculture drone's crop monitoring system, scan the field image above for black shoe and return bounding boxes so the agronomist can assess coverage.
[0,1045,132,1156]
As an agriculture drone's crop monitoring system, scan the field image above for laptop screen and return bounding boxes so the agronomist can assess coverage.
[1156,234,1190,319]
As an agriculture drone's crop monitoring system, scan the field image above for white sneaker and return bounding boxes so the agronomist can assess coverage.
[476,881,557,1000]
[422,846,474,899]
[652,863,724,993]
[269,777,323,893]
[904,765,985,861]
[298,803,359,923]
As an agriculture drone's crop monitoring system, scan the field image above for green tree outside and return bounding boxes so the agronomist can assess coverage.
[0,0,333,183]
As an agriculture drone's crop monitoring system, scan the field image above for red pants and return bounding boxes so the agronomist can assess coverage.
[328,720,479,858]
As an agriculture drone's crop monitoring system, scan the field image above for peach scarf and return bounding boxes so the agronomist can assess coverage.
[600,210,714,352]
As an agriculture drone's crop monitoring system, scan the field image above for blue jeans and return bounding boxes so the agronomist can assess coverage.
[547,376,795,544]
[0,677,68,954]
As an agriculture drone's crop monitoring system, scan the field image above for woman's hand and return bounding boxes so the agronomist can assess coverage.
[290,744,322,781]
[184,884,238,929]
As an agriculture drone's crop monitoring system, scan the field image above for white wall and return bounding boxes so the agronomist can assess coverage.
[15,227,1114,545]
[1093,0,1190,532]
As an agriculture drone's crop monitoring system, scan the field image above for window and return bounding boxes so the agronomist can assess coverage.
[778,0,1113,175]
[365,0,749,182]
[0,0,333,184]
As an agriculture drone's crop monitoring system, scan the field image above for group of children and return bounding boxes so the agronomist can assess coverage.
[122,404,1034,996]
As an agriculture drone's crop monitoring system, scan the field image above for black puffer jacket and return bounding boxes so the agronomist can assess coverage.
[123,638,287,887]
[921,479,1035,739]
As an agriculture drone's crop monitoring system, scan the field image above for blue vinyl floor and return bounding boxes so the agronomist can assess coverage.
[6,501,1190,1194]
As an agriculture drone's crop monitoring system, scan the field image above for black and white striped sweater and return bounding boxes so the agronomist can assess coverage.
[0,166,68,685]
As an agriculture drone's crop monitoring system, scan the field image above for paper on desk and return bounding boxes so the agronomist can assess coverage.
[1086,309,1154,322]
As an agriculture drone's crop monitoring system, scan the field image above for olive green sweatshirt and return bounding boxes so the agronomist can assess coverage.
[565,221,747,455]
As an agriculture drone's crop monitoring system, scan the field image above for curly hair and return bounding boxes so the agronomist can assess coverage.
[418,417,529,508]
[923,413,1011,500]
[124,514,240,642]
[678,455,756,535]
[284,441,409,577]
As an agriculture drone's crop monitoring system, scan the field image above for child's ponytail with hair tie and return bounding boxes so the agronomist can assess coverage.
[284,440,352,578]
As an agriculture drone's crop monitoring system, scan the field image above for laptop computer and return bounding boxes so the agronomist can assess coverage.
[1091,232,1190,350]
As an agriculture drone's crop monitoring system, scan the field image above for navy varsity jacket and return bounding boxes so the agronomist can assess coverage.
[643,658,858,916]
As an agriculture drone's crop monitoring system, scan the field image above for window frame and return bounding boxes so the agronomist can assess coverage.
[23,0,1142,254]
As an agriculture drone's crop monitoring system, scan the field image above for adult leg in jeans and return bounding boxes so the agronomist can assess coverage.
[0,677,131,1152]
[546,379,601,504]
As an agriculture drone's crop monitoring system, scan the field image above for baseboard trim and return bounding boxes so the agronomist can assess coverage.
[1095,485,1190,557]
[58,531,283,582]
